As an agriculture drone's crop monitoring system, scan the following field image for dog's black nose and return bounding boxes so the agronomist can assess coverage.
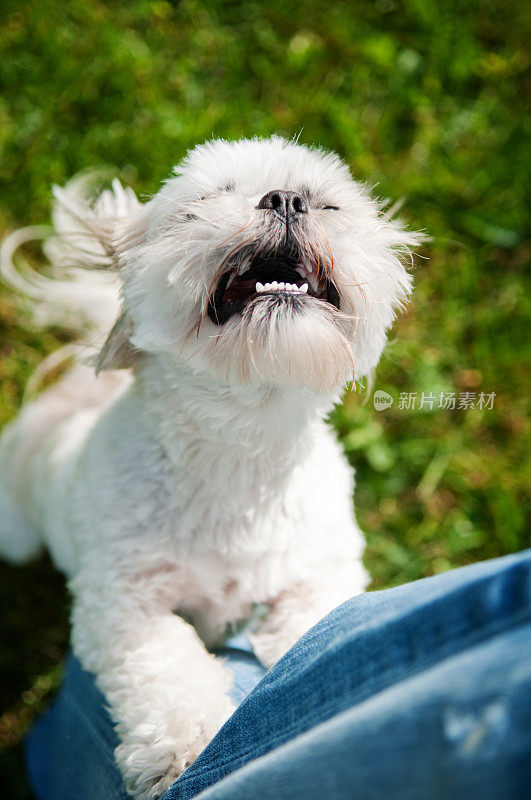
[257,190,308,223]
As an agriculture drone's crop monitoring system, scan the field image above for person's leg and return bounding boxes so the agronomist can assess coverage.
[25,652,130,800]
[25,642,266,800]
[25,549,531,800]
[166,548,531,800]
[173,617,530,800]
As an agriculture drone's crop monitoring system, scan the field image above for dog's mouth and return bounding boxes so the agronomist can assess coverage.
[207,251,340,325]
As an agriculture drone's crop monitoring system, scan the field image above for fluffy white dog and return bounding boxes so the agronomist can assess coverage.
[0,136,418,798]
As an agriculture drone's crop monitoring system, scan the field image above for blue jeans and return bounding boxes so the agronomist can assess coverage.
[26,550,531,800]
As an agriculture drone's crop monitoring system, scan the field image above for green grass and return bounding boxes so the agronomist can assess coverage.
[0,1,529,795]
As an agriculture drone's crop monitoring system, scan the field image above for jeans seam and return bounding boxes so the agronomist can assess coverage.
[61,692,122,774]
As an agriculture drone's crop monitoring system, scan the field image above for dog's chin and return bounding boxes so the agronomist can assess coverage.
[193,298,354,394]
[190,247,351,393]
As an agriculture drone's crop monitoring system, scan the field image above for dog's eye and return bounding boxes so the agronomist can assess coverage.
[196,184,234,202]
[322,205,340,211]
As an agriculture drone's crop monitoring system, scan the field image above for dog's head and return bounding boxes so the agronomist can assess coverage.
[88,137,419,394]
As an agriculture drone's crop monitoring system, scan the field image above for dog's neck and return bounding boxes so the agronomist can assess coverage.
[134,352,334,454]
[132,353,338,551]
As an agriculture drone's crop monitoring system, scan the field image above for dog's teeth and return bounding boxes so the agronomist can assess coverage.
[255,281,308,294]
[256,281,310,293]
[238,264,249,276]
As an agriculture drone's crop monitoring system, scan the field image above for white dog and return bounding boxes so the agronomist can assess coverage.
[0,136,418,798]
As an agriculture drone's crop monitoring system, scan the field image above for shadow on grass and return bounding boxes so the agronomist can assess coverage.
[0,555,69,798]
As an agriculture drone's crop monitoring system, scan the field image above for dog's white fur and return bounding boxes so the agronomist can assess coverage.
[0,137,418,798]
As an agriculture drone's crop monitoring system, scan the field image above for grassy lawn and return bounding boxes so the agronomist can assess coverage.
[0,1,529,795]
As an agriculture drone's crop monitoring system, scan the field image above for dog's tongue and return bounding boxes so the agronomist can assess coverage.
[223,277,258,303]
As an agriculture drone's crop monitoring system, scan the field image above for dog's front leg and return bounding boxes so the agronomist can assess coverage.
[70,568,235,800]
[250,560,368,669]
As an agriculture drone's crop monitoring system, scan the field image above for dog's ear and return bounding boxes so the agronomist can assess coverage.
[96,312,136,374]
[51,176,147,271]
[51,176,151,373]
[94,203,150,372]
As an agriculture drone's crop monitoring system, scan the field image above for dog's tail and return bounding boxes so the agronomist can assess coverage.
[0,171,142,340]
[0,175,142,563]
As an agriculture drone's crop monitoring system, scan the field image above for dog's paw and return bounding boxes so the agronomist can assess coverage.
[250,628,298,669]
[145,730,224,800]
[116,701,235,800]
[147,753,197,800]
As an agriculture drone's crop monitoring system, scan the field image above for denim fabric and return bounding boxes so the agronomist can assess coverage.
[25,641,266,800]
[26,549,531,800]
[25,653,129,800]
